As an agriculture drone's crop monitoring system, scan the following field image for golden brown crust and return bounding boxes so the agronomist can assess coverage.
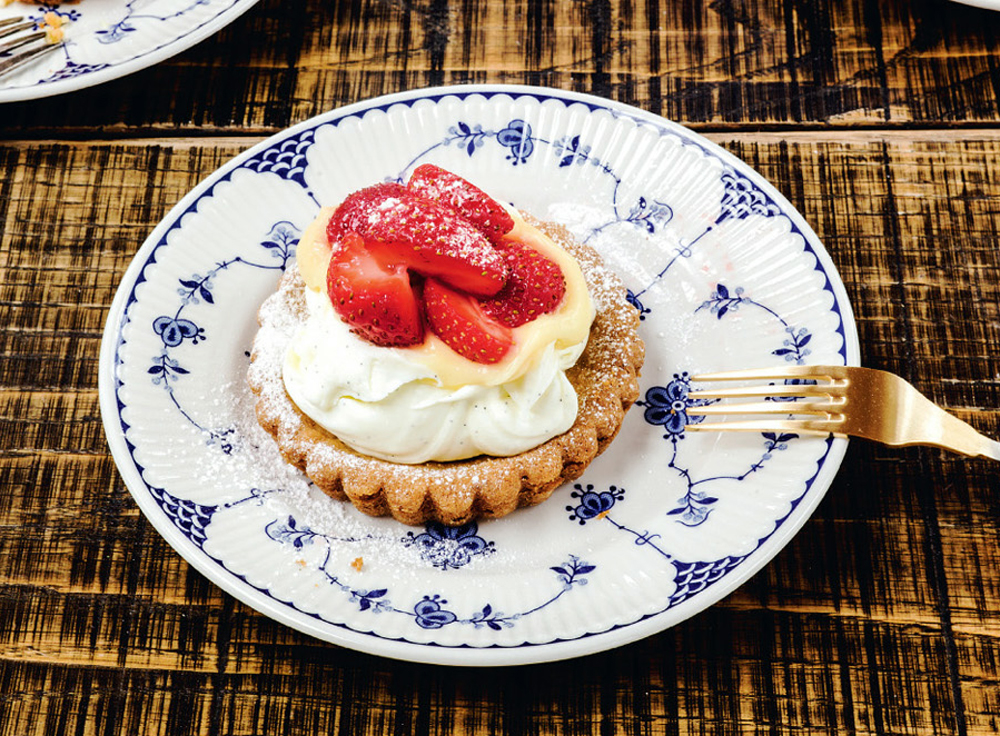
[248,218,644,526]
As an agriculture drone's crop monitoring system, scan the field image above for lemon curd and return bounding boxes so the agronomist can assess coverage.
[294,208,595,389]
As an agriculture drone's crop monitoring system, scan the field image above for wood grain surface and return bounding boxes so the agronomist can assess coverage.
[4,0,1000,733]
[3,0,1000,134]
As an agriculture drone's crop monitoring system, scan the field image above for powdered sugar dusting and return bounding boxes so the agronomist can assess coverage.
[247,213,644,526]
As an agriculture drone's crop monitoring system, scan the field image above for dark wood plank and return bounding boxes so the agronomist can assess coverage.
[5,0,1000,134]
[4,133,1000,733]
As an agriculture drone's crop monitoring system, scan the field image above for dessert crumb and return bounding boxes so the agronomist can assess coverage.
[351,556,364,571]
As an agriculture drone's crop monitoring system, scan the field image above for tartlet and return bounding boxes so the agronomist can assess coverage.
[249,214,644,526]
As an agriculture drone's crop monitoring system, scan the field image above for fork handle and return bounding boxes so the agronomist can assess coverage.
[919,402,1000,461]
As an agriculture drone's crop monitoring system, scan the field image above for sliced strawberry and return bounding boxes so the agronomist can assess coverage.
[326,182,408,245]
[423,279,514,364]
[479,240,567,327]
[326,232,424,347]
[327,183,507,297]
[407,164,515,244]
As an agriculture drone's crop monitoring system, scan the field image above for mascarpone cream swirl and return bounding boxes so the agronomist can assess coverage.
[283,287,588,464]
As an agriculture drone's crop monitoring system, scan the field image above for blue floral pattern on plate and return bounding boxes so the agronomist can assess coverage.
[100,86,859,666]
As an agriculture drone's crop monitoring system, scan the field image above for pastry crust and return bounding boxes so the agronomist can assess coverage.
[248,218,644,525]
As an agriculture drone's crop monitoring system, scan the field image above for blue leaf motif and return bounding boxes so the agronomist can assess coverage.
[264,516,318,549]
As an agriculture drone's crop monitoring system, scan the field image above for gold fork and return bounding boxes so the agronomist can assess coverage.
[684,365,1000,461]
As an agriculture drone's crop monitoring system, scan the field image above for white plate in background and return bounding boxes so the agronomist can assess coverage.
[0,0,259,102]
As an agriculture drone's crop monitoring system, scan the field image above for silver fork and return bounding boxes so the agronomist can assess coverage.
[684,365,1000,461]
[0,16,61,79]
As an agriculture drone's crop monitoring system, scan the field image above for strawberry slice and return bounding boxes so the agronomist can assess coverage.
[326,182,408,244]
[326,232,424,347]
[327,183,507,297]
[479,240,567,327]
[423,279,514,364]
[407,164,515,244]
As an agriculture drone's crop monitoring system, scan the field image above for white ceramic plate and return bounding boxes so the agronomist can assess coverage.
[949,0,1000,9]
[0,0,259,103]
[99,85,860,666]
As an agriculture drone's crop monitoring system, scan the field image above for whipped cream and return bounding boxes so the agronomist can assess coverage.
[284,287,587,464]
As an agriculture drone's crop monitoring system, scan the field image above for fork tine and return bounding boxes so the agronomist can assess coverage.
[0,18,33,39]
[0,28,44,55]
[687,383,846,400]
[686,418,846,435]
[0,33,57,77]
[687,399,846,416]
[691,365,851,382]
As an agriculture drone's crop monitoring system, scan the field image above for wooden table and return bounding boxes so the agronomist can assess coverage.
[4,0,1000,733]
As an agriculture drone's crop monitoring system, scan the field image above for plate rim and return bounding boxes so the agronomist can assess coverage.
[98,83,861,666]
[0,0,261,104]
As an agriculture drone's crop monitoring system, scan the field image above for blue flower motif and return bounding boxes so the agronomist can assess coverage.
[496,120,534,164]
[28,5,81,24]
[641,372,709,438]
[152,316,203,347]
[566,483,625,525]
[404,522,495,570]
[413,595,458,629]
